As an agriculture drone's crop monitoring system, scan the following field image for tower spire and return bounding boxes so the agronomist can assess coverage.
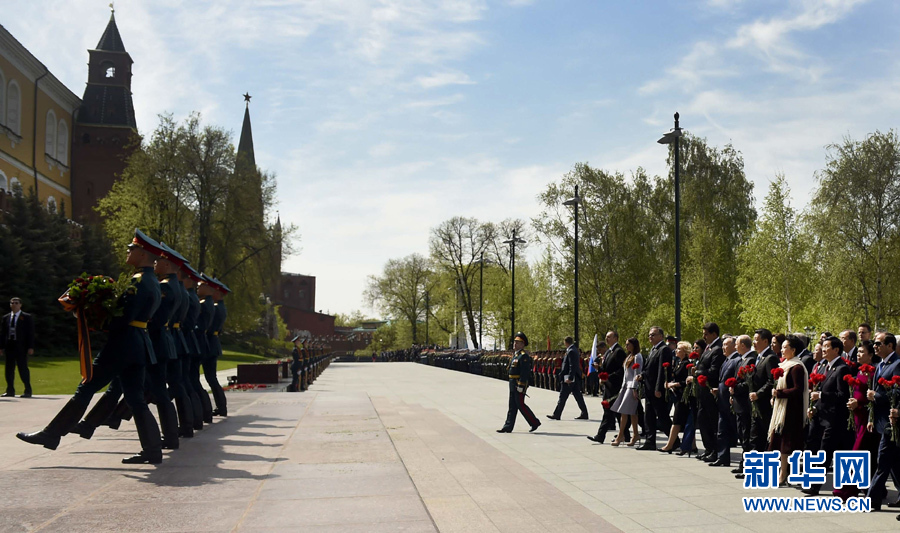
[237,93,256,168]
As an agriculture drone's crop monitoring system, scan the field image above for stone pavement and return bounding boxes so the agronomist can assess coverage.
[0,362,897,532]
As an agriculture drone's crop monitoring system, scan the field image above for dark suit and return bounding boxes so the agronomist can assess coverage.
[696,338,725,453]
[807,357,853,493]
[805,359,828,453]
[730,351,756,470]
[593,343,626,441]
[866,353,900,505]
[798,349,815,374]
[552,344,588,418]
[750,347,779,451]
[641,341,673,446]
[714,351,741,464]
[0,311,34,395]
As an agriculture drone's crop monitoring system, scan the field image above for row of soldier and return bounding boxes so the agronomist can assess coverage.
[16,229,230,464]
[288,339,333,392]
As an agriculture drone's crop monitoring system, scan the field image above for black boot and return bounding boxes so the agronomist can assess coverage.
[197,390,213,423]
[123,408,163,464]
[105,399,133,430]
[189,391,204,430]
[17,399,88,450]
[175,396,194,438]
[157,401,179,450]
[74,391,120,440]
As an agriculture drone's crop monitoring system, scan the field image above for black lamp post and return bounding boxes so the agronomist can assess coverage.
[563,185,581,347]
[479,251,484,350]
[658,112,683,340]
[424,291,430,346]
[503,229,526,349]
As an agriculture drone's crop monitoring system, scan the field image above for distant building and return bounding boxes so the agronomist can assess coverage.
[274,273,336,340]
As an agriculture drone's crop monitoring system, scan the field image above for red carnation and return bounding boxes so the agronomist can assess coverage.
[859,364,876,375]
[725,377,737,388]
[631,363,640,369]
[598,372,609,381]
[878,377,889,386]
[893,375,900,386]
[663,362,670,368]
[843,374,854,384]
[601,400,610,409]
[686,363,695,371]
[689,351,700,360]
[697,375,708,387]
[771,368,785,380]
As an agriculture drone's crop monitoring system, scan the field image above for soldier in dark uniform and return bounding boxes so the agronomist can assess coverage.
[18,229,164,464]
[159,243,195,438]
[178,262,205,430]
[192,274,216,423]
[204,276,230,417]
[147,246,183,449]
[289,336,302,392]
[497,332,541,433]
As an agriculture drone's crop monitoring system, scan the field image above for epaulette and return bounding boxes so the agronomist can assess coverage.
[132,273,143,280]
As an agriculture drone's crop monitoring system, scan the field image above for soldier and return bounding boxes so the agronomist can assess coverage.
[159,243,195,439]
[289,336,302,392]
[204,276,230,417]
[18,229,164,464]
[178,262,205,430]
[497,332,541,433]
[193,275,216,423]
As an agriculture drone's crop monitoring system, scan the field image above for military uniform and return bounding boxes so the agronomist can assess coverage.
[194,278,216,422]
[147,264,182,449]
[18,229,164,464]
[159,243,195,439]
[179,264,205,430]
[203,276,229,417]
[497,332,540,433]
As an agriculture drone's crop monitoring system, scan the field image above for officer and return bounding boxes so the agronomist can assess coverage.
[497,332,541,433]
[147,244,182,449]
[204,276,230,417]
[178,262,205,430]
[18,229,164,464]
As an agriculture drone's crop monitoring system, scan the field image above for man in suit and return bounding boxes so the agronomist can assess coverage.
[587,331,626,443]
[636,326,674,451]
[548,336,588,420]
[692,322,725,461]
[858,323,872,344]
[866,332,900,510]
[840,330,858,363]
[796,334,815,374]
[730,335,756,477]
[803,335,852,495]
[748,328,778,453]
[710,336,740,467]
[0,297,34,397]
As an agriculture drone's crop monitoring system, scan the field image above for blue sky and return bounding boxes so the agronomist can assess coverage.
[7,0,900,316]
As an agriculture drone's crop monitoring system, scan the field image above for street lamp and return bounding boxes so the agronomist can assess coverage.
[563,184,581,348]
[424,290,430,346]
[476,252,496,350]
[503,228,526,349]
[658,112,683,340]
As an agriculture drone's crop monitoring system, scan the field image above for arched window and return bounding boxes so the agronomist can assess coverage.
[47,195,57,212]
[56,119,68,165]
[6,81,21,135]
[0,170,7,193]
[45,109,57,158]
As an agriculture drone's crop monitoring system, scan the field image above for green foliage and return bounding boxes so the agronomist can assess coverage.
[364,254,432,344]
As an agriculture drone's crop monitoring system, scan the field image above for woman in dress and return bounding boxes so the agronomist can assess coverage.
[659,341,693,453]
[833,339,881,500]
[768,334,809,487]
[610,337,642,447]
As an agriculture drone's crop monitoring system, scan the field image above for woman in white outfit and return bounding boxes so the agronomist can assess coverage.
[610,337,642,446]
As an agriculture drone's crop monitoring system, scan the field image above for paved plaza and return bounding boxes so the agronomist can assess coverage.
[1,362,898,532]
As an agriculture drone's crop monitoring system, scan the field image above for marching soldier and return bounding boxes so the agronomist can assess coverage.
[178,262,206,430]
[289,336,302,392]
[204,276,230,417]
[497,332,541,433]
[159,243,195,439]
[147,244,183,450]
[194,275,217,423]
[18,229,164,464]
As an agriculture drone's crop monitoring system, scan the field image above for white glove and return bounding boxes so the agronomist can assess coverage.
[517,385,525,393]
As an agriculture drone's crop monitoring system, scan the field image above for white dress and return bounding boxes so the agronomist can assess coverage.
[610,353,643,415]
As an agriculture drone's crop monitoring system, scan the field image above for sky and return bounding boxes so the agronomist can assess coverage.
[6,0,900,317]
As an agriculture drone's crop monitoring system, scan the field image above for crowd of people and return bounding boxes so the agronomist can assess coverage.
[423,322,900,514]
[15,229,231,465]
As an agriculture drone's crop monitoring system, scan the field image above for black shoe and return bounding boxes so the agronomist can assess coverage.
[635,441,656,451]
[122,451,163,465]
[801,488,820,496]
[586,435,604,444]
[658,447,673,454]
[696,452,712,461]
[735,473,745,480]
[529,422,541,433]
[20,392,32,398]
[16,431,60,450]
[701,454,716,463]
[546,415,560,420]
[731,467,743,474]
[575,413,589,420]
[709,459,731,467]
[887,499,900,509]
[1,392,14,398]
[73,421,95,440]
[496,428,512,433]
[675,450,694,457]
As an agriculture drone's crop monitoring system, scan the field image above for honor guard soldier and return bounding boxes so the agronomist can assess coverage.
[497,332,541,433]
[204,276,230,417]
[194,274,217,423]
[289,336,302,392]
[159,243,196,438]
[178,262,205,430]
[18,229,165,464]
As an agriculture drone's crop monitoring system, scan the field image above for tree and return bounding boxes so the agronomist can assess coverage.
[808,130,900,330]
[364,254,432,344]
[736,174,815,332]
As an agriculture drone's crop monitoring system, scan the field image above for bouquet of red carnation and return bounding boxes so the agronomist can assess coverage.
[688,351,700,360]
[881,375,900,443]
[725,377,737,388]
[598,372,609,381]
[771,367,785,381]
[859,364,877,425]
[681,363,698,404]
[662,361,675,402]
[808,372,826,414]
[601,400,610,410]
[58,273,124,383]
[844,374,862,431]
[631,363,640,370]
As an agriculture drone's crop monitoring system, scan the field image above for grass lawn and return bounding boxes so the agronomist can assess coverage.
[8,347,277,396]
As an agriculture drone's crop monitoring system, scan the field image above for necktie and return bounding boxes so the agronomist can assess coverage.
[9,314,15,340]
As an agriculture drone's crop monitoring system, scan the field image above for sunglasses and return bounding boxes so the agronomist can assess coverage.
[874,342,883,347]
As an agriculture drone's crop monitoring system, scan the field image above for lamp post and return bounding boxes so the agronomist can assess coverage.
[503,229,526,349]
[479,251,484,350]
[563,185,581,347]
[425,291,430,346]
[658,112,683,340]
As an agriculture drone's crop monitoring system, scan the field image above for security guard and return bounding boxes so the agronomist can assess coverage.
[18,229,164,464]
[497,332,541,433]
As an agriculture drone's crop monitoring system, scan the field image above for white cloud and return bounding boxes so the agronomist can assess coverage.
[415,71,476,88]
